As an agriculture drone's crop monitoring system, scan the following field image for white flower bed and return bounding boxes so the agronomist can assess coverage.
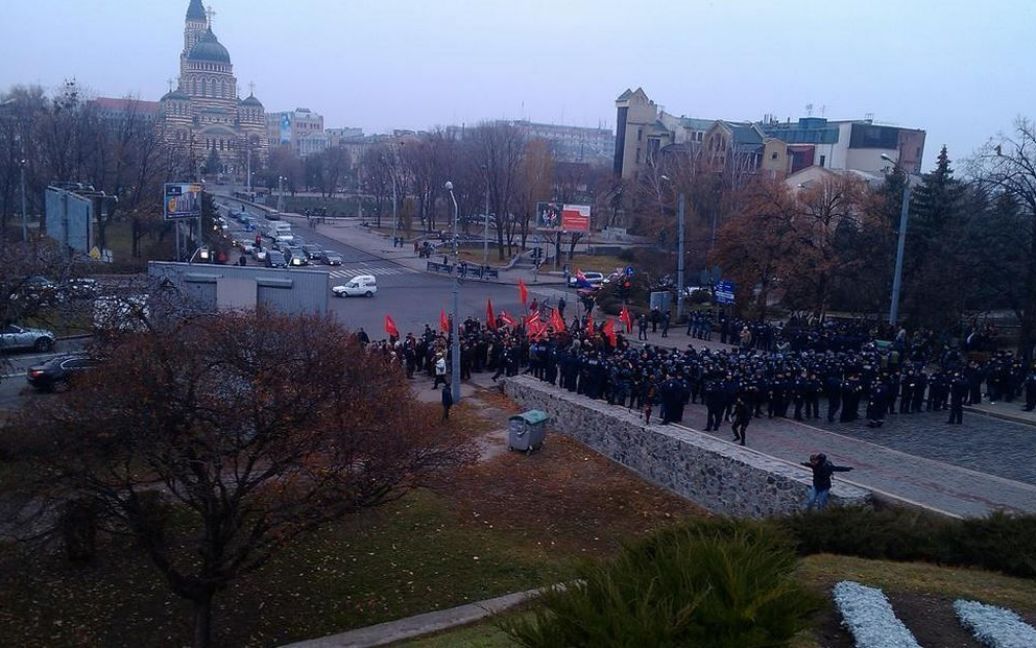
[955,599,1036,648]
[832,581,920,648]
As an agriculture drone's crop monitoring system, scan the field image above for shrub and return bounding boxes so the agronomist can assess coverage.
[502,519,820,647]
[778,507,1036,580]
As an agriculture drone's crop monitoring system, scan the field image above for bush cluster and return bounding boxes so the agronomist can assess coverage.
[778,507,1036,579]
[502,518,821,648]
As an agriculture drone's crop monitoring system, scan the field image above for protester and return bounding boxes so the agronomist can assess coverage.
[802,453,853,510]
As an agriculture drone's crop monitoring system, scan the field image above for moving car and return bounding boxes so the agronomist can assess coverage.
[0,324,56,352]
[331,275,377,298]
[284,247,308,266]
[323,251,343,266]
[568,271,605,288]
[266,250,287,268]
[302,244,323,261]
[26,354,101,392]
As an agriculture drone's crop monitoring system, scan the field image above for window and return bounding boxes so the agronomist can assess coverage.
[637,128,643,141]
[819,155,826,167]
[771,152,779,160]
[635,148,641,164]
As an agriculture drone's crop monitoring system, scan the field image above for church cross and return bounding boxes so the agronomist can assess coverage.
[206,5,216,28]
[248,81,256,96]
[167,78,174,92]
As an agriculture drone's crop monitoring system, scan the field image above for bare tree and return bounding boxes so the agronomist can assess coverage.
[470,123,526,260]
[15,312,473,648]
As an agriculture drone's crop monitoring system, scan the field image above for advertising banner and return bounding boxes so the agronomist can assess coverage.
[537,202,591,232]
[561,204,591,232]
[164,183,203,221]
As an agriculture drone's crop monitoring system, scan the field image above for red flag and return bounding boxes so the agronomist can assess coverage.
[550,307,565,333]
[384,315,399,339]
[585,315,595,337]
[500,311,516,328]
[439,308,450,333]
[486,299,497,330]
[603,318,617,347]
[619,305,633,334]
[518,279,529,308]
[524,312,539,329]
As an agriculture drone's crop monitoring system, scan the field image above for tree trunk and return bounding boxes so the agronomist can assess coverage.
[192,592,214,648]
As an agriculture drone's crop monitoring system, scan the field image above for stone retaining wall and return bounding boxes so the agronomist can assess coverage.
[503,376,872,518]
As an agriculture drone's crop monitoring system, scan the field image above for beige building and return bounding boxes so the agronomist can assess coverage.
[266,108,325,156]
[159,0,267,177]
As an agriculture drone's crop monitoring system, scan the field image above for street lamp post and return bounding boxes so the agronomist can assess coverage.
[660,175,686,322]
[390,174,398,243]
[882,153,912,327]
[277,175,286,213]
[445,181,462,404]
[19,158,28,242]
[481,165,489,270]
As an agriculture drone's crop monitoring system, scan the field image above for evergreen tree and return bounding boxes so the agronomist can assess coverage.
[203,144,221,176]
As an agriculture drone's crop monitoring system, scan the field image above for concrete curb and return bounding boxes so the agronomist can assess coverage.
[279,586,548,648]
[964,405,1036,429]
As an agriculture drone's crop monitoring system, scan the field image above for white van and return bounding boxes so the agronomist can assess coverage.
[266,222,292,242]
[331,275,377,298]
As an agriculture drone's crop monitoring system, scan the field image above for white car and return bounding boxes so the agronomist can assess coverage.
[331,275,377,298]
[0,324,55,352]
[568,271,605,288]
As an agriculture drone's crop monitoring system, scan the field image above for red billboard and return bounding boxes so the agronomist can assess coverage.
[561,204,591,232]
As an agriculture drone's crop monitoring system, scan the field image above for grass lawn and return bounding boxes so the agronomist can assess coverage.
[0,387,704,647]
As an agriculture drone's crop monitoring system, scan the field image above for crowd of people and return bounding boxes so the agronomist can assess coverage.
[356,309,1036,441]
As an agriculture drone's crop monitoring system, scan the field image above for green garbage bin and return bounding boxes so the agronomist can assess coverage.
[508,410,549,454]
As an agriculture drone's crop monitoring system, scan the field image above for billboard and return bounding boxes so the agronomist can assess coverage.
[536,202,591,232]
[164,183,203,220]
[279,114,292,144]
[44,187,93,254]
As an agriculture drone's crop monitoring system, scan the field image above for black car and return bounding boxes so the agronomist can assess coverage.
[266,250,287,268]
[26,355,101,392]
[302,244,323,261]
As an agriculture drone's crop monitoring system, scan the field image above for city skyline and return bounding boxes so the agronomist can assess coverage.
[2,0,1034,171]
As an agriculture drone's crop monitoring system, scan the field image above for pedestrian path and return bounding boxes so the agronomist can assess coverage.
[325,260,411,278]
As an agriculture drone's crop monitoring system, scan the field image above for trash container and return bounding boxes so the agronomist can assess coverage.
[508,410,549,454]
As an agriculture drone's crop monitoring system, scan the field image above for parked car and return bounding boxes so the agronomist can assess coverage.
[26,354,101,392]
[17,275,59,304]
[266,250,287,268]
[302,244,323,261]
[568,271,605,288]
[0,324,56,352]
[65,278,99,300]
[331,275,377,298]
[93,294,150,333]
[323,251,343,266]
[251,246,268,262]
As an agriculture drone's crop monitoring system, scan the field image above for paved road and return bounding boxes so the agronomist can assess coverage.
[217,201,565,338]
[0,339,88,410]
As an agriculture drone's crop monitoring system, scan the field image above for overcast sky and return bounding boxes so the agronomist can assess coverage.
[2,0,1032,171]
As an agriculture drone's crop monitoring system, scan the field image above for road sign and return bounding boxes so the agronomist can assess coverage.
[714,280,735,305]
[624,265,634,277]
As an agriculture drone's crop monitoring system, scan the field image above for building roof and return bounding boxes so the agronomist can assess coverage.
[186,0,206,21]
[240,94,263,107]
[730,124,763,145]
[90,97,161,114]
[161,89,189,102]
[187,29,231,64]
[616,88,633,101]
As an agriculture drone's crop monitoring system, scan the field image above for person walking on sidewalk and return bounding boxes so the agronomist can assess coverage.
[731,396,751,445]
[432,353,447,389]
[802,453,853,510]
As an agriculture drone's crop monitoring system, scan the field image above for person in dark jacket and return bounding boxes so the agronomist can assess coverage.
[441,384,454,420]
[731,396,751,446]
[802,453,853,510]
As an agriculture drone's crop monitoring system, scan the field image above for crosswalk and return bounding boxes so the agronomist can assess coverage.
[325,260,412,279]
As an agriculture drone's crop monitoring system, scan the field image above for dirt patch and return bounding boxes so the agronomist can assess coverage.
[442,433,705,558]
[887,592,983,648]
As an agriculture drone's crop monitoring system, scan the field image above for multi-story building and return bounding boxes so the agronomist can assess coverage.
[266,108,325,156]
[87,97,161,124]
[497,120,614,165]
[157,0,267,176]
[613,88,926,180]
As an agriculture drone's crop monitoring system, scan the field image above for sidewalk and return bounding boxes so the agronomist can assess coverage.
[282,213,566,286]
[965,400,1036,428]
[281,586,545,648]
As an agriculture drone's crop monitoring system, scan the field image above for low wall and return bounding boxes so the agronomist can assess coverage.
[503,376,871,518]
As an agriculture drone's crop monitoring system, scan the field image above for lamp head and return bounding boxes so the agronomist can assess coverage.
[880,153,894,163]
[444,181,454,191]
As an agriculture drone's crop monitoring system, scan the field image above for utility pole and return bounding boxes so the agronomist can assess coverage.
[390,174,398,243]
[19,159,28,242]
[246,146,252,193]
[677,191,686,322]
[483,181,490,270]
[277,175,285,212]
[446,181,462,404]
[881,153,911,327]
